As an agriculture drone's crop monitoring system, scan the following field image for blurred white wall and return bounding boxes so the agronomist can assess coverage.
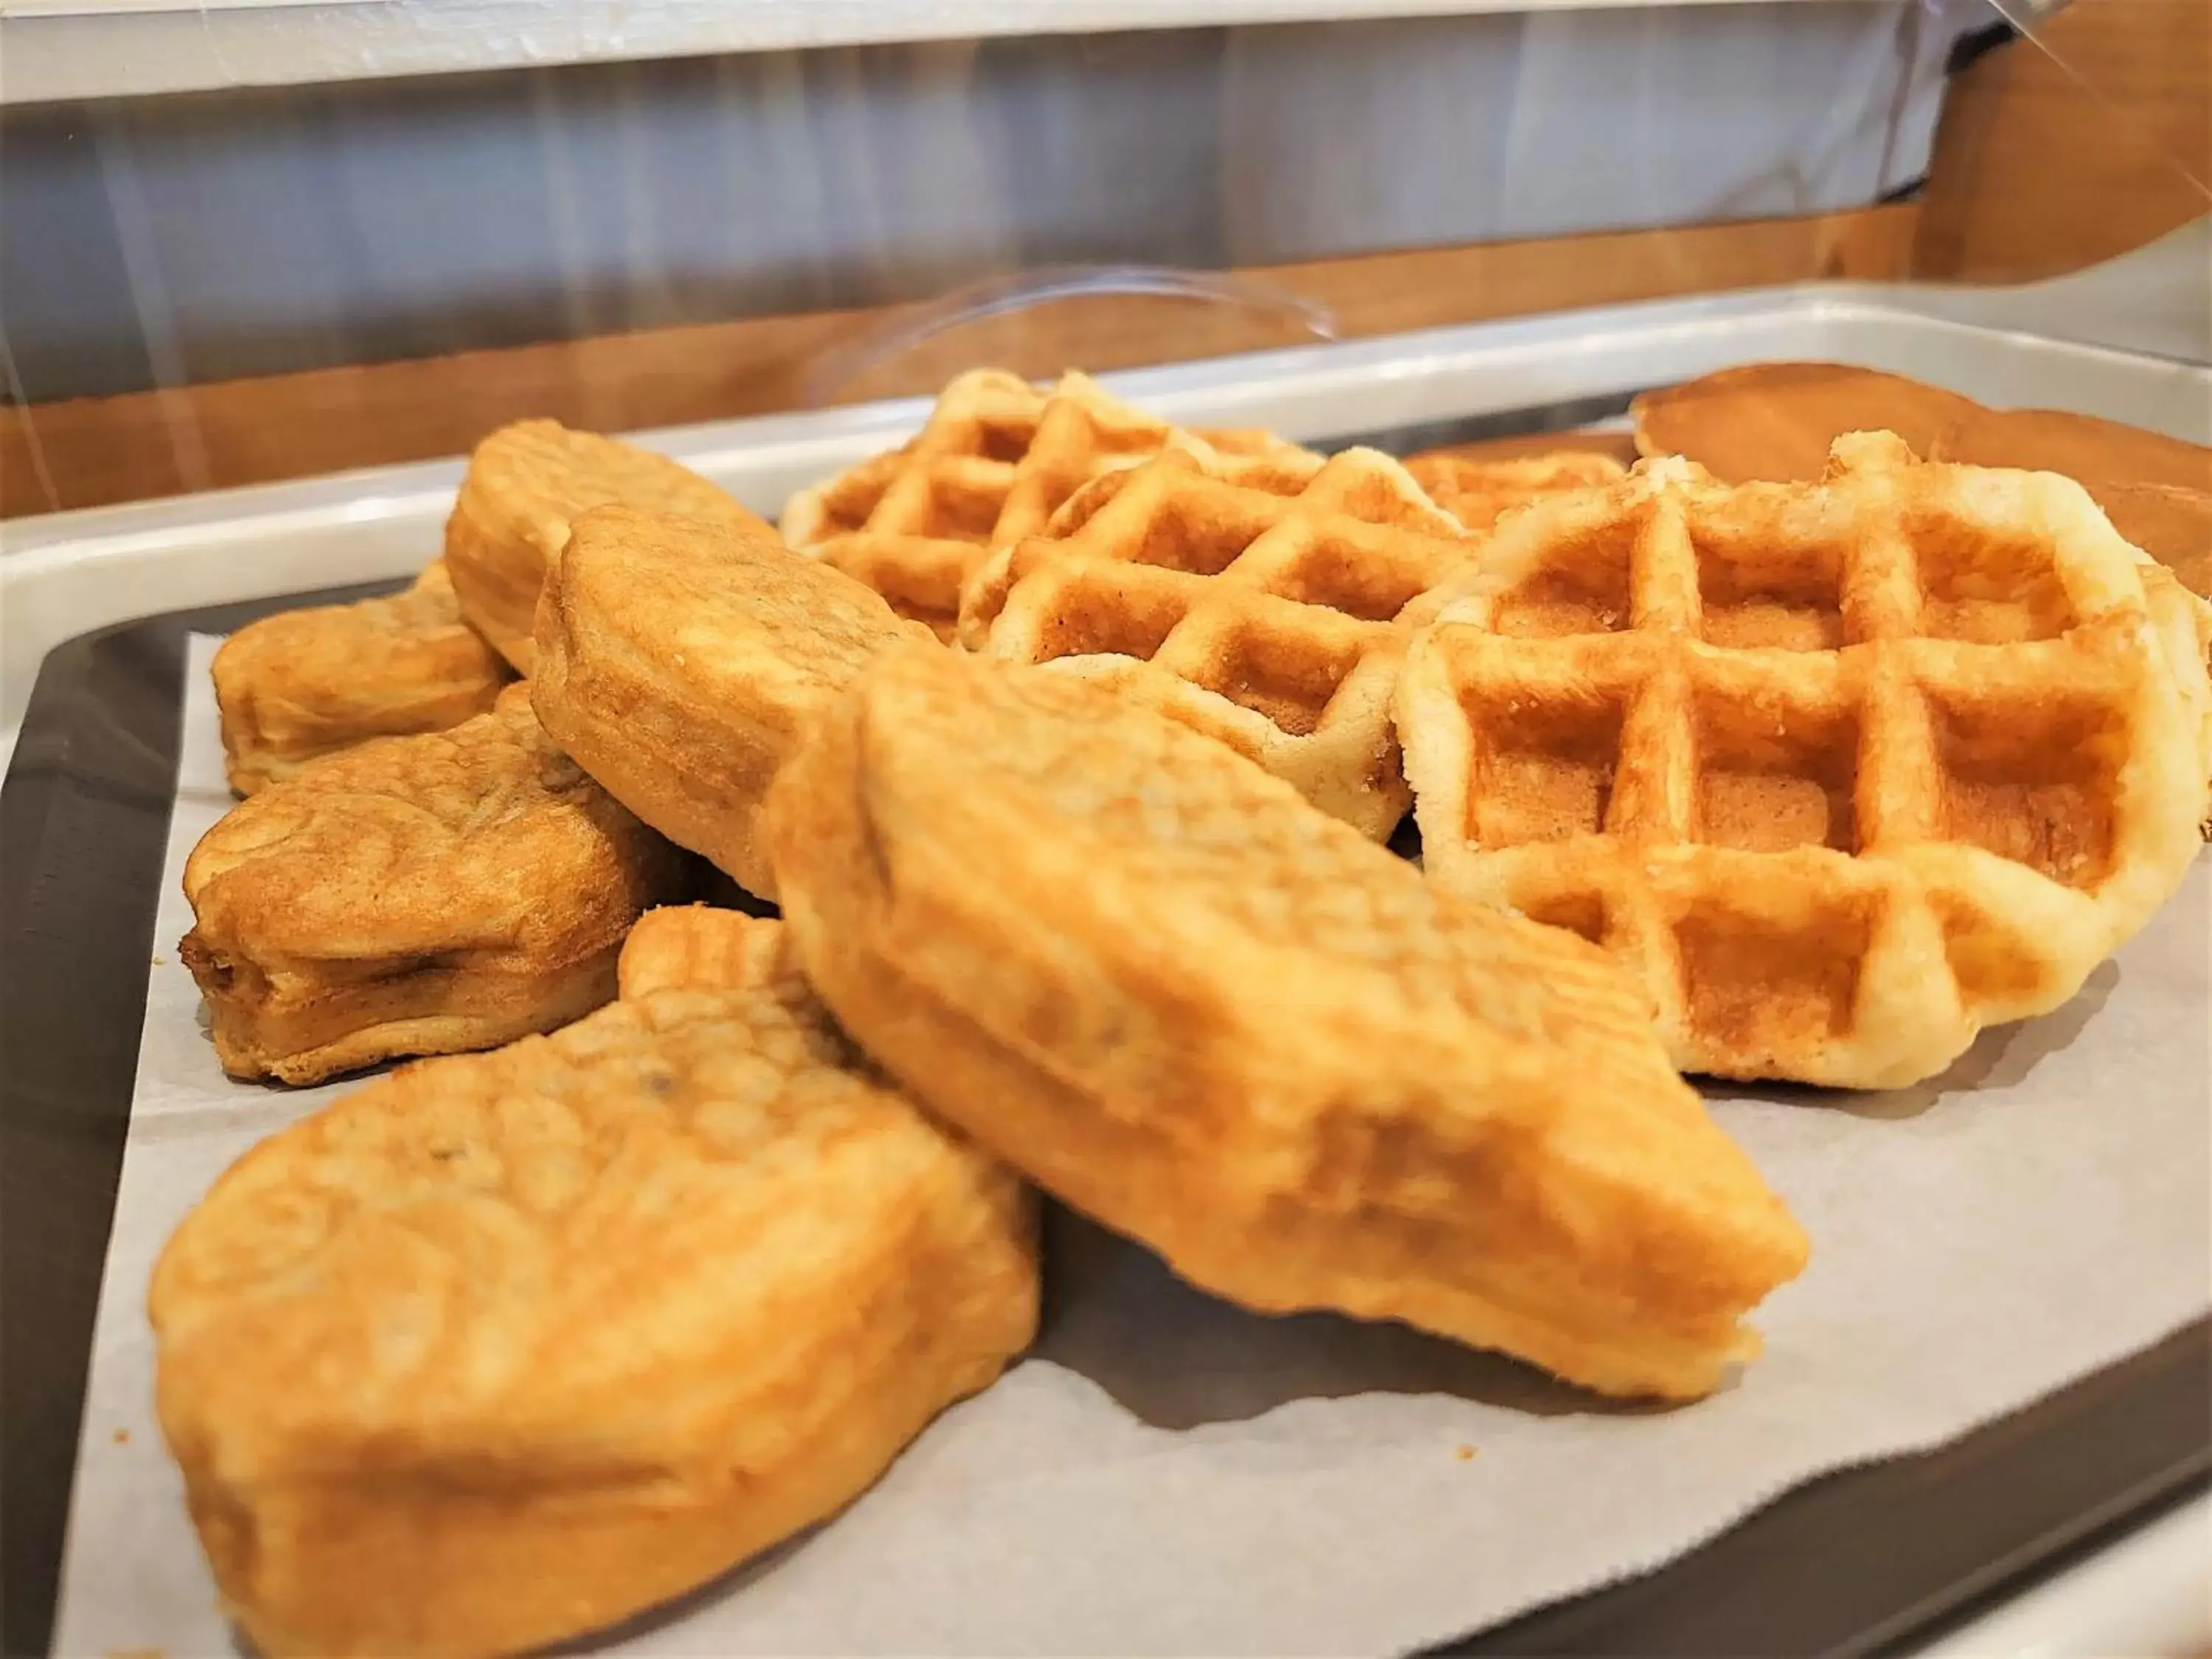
[0,3,1970,402]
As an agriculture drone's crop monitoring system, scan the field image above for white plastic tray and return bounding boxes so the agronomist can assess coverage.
[2,279,2208,1651]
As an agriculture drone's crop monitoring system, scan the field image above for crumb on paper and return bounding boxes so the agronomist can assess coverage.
[1453,1444,1476,1461]
[150,955,167,967]
[111,1427,129,1444]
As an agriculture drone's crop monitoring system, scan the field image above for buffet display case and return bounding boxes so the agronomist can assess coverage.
[3,3,2206,1655]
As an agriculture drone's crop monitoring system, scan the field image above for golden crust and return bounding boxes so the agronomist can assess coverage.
[782,369,1312,640]
[959,446,1476,840]
[1402,449,1628,532]
[1930,404,2211,494]
[765,643,1807,1400]
[212,561,511,796]
[531,504,931,900]
[2093,481,2212,601]
[1632,364,2212,602]
[616,905,788,1000]
[442,420,773,673]
[151,917,1037,1659]
[1928,410,2211,610]
[1630,362,1981,482]
[181,684,690,1085]
[1396,434,2209,1088]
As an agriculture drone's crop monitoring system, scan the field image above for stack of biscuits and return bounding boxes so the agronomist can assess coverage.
[163,366,2212,1657]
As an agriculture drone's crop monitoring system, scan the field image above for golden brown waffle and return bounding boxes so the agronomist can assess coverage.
[960,445,1476,839]
[211,560,511,796]
[1403,449,1628,532]
[782,369,1307,640]
[1632,366,2212,599]
[1932,408,2212,598]
[2136,559,2212,832]
[153,909,1034,1659]
[1397,433,2210,1090]
[445,419,773,672]
[180,684,690,1085]
[766,644,1807,1400]
[2096,482,2212,600]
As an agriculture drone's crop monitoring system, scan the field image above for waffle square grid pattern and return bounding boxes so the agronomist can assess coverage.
[1397,433,2208,1089]
[782,369,1301,642]
[961,446,1480,841]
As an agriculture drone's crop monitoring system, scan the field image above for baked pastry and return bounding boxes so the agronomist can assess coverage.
[1930,405,2211,493]
[765,641,1808,1400]
[2094,482,2212,600]
[443,419,773,673]
[2137,557,2212,832]
[1632,366,2212,597]
[150,905,1036,1659]
[616,902,789,998]
[1403,449,1627,531]
[211,560,510,795]
[180,684,689,1085]
[1932,408,2212,594]
[1396,433,2209,1089]
[532,504,932,901]
[1630,362,1980,482]
[782,369,1308,640]
[959,445,1475,839]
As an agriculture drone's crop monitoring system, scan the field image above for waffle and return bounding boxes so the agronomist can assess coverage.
[1930,405,2212,493]
[181,684,690,1085]
[1931,408,2212,594]
[2101,482,2212,601]
[445,419,773,672]
[153,908,1034,1658]
[766,643,1808,1400]
[1632,367,2212,597]
[1403,449,1628,532]
[1396,433,2210,1090]
[212,560,511,796]
[959,445,1476,839]
[782,369,1307,641]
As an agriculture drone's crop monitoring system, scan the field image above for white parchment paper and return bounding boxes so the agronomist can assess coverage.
[52,634,2212,1657]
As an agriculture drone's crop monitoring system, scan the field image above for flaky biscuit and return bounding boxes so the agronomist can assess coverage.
[212,560,511,796]
[181,684,689,1084]
[152,911,1036,1658]
[443,420,773,672]
[532,504,932,900]
[766,643,1807,1399]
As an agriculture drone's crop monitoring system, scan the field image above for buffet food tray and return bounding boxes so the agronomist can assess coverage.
[4,289,2208,1657]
